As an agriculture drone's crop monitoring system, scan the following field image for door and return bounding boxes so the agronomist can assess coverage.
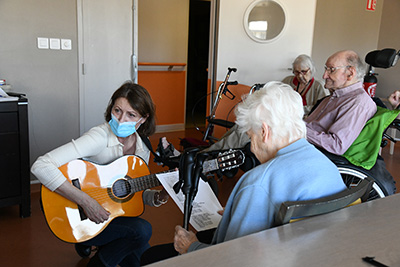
[186,0,210,128]
[78,0,138,134]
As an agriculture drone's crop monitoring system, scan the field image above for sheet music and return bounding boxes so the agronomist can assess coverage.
[156,170,223,232]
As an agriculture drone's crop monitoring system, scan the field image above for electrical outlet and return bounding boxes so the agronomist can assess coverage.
[50,38,61,50]
[61,39,72,50]
[37,37,49,49]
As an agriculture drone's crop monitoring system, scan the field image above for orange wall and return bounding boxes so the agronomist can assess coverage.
[138,70,250,137]
[138,70,186,126]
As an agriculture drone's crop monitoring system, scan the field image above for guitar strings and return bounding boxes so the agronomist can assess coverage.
[76,173,160,201]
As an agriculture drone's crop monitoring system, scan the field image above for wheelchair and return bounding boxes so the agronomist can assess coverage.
[319,144,397,201]
[238,128,398,202]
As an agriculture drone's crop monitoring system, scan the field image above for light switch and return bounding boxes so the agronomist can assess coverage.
[61,39,72,50]
[50,38,61,50]
[37,37,49,49]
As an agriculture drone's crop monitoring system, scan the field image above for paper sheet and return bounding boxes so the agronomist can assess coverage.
[156,170,223,232]
[0,88,18,102]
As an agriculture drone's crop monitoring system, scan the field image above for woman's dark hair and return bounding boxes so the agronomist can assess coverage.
[105,81,156,136]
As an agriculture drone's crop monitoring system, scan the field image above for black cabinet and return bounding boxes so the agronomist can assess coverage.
[0,96,30,217]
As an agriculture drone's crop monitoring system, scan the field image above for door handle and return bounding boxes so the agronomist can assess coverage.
[131,54,138,83]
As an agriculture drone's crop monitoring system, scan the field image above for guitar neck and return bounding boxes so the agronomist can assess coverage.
[126,158,219,193]
[128,173,161,193]
[128,149,245,192]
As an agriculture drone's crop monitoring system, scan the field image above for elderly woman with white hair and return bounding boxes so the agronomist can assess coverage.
[282,54,329,115]
[173,82,346,255]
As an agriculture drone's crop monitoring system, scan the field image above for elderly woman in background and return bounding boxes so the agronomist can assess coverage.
[282,54,329,115]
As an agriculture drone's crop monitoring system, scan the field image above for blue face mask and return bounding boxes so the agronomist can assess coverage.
[109,113,142,138]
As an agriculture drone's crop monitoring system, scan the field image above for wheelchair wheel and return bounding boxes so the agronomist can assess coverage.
[337,164,386,201]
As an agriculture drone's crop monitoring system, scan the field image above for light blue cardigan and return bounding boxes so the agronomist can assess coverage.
[189,138,346,252]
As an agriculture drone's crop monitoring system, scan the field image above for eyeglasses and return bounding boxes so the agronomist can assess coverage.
[293,69,310,76]
[324,65,351,74]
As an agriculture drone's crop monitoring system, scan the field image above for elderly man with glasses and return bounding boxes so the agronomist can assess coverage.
[305,50,376,155]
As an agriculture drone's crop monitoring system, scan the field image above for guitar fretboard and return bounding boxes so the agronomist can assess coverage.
[124,149,244,193]
[129,174,161,193]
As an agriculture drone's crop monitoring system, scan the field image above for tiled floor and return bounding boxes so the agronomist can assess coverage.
[0,128,399,267]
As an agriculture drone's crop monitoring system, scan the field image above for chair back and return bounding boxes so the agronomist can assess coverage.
[275,177,373,226]
[365,48,399,69]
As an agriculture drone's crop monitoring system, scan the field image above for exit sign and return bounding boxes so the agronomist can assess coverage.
[366,0,376,11]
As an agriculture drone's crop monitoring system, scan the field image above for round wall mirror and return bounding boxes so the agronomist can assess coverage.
[243,0,286,43]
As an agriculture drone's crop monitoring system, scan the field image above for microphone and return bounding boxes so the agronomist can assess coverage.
[180,148,198,194]
[176,147,199,229]
[173,147,198,194]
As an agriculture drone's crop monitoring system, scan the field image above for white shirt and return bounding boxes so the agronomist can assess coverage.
[31,122,150,191]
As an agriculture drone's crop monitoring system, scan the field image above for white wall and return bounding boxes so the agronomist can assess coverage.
[376,0,400,99]
[312,0,383,82]
[0,0,79,168]
[216,0,317,86]
[0,0,190,175]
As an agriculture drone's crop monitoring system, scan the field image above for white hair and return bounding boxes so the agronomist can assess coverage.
[235,81,306,143]
[293,54,317,77]
[346,51,366,82]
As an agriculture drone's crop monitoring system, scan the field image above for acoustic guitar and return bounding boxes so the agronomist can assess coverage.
[41,150,244,243]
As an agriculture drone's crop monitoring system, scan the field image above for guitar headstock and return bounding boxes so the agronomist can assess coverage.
[217,149,245,171]
[202,149,245,173]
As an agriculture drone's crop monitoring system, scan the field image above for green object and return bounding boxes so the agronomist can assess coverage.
[343,106,400,170]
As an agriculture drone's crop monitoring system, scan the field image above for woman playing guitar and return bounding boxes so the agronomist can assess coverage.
[31,82,169,267]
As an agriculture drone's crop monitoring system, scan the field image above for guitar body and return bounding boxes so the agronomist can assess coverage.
[41,155,151,243]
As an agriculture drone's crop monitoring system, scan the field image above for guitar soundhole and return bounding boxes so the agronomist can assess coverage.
[112,179,132,198]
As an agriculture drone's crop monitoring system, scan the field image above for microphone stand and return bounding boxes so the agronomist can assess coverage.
[187,152,209,220]
[175,148,248,230]
[174,148,198,230]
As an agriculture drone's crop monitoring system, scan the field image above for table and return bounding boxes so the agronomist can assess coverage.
[150,194,400,266]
